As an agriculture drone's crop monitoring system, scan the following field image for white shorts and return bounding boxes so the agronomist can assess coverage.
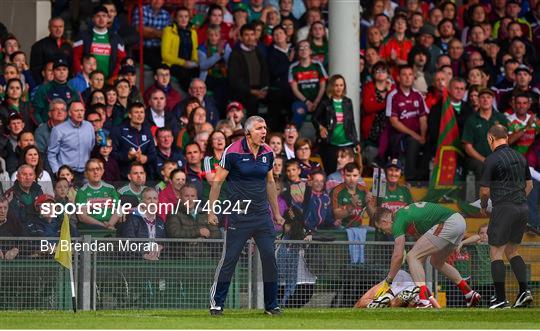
[391,270,416,295]
[424,213,466,249]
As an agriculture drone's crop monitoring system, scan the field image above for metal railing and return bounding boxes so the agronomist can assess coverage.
[0,237,538,310]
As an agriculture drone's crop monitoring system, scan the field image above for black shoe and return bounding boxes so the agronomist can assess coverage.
[526,224,540,235]
[513,290,533,308]
[490,299,510,309]
[210,308,223,316]
[264,307,283,315]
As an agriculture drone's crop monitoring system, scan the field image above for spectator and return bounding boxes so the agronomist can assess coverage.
[371,158,413,217]
[203,130,228,200]
[283,123,299,160]
[56,165,77,203]
[75,158,119,229]
[313,74,359,175]
[379,14,413,75]
[330,162,367,228]
[0,78,34,134]
[32,58,80,124]
[282,159,307,209]
[34,99,67,154]
[507,93,539,155]
[228,23,269,118]
[31,60,55,99]
[6,51,36,97]
[5,131,35,175]
[296,8,324,42]
[119,63,144,105]
[308,21,328,68]
[122,187,166,243]
[143,64,181,113]
[417,25,443,74]
[304,171,333,231]
[267,26,295,132]
[294,138,322,179]
[155,126,185,177]
[462,88,509,179]
[86,104,109,146]
[81,70,106,104]
[267,132,285,158]
[155,160,178,192]
[183,142,204,198]
[96,136,121,183]
[198,23,232,112]
[26,194,63,238]
[87,90,106,108]
[198,4,234,47]
[0,198,22,260]
[172,79,219,127]
[158,168,185,220]
[177,106,209,150]
[111,78,130,125]
[361,61,393,144]
[48,101,95,182]
[215,119,234,138]
[385,65,428,183]
[29,17,73,84]
[526,136,540,232]
[101,0,139,53]
[277,0,299,28]
[145,88,167,129]
[0,115,25,174]
[289,40,327,136]
[273,155,285,180]
[68,55,97,94]
[118,162,147,201]
[194,131,210,153]
[73,5,126,81]
[503,65,540,114]
[166,183,221,238]
[11,145,53,196]
[7,164,43,224]
[326,147,365,192]
[408,45,431,95]
[1,35,20,66]
[162,6,199,93]
[111,102,157,178]
[226,101,245,130]
[436,18,457,53]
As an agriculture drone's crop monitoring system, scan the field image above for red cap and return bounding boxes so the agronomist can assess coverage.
[34,194,55,210]
[226,101,244,112]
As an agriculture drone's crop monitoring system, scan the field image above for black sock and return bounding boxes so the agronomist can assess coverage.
[510,256,528,293]
[491,260,506,301]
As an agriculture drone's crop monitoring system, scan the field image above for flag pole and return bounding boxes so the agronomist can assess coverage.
[69,266,77,313]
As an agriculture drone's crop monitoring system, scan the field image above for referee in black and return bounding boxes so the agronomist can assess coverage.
[479,124,533,309]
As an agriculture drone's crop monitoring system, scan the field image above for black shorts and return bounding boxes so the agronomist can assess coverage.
[488,204,529,246]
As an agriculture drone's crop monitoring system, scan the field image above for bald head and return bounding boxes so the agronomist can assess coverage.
[488,124,508,140]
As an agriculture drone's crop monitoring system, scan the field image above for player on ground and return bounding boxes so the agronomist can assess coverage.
[355,270,421,308]
[373,202,481,308]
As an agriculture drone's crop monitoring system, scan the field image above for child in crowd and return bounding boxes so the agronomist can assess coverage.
[57,165,78,203]
[330,163,368,228]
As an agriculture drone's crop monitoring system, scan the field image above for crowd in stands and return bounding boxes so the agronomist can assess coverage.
[1,0,540,262]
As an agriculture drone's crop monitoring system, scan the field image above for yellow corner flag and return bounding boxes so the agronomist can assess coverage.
[55,213,72,269]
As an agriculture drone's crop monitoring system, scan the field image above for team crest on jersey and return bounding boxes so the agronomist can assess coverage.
[66,92,71,99]
[142,135,147,141]
[262,156,267,163]
[413,100,419,107]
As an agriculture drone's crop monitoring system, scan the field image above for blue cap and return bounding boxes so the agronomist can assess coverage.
[386,158,403,170]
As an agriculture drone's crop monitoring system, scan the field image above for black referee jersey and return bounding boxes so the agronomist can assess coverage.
[480,144,531,206]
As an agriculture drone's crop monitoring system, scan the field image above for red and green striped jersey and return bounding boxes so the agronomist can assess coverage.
[288,60,328,101]
[392,202,455,238]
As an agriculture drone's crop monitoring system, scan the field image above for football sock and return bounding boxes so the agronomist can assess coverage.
[509,256,528,294]
[491,260,506,301]
[419,285,431,300]
[458,279,472,296]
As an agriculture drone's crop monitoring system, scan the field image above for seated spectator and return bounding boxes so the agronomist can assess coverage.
[118,63,144,104]
[283,123,299,160]
[1,35,20,66]
[145,88,167,131]
[81,70,106,105]
[0,79,34,134]
[143,64,181,112]
[273,155,285,180]
[158,168,186,221]
[171,79,220,127]
[86,105,108,147]
[199,23,232,111]
[110,78,130,125]
[75,158,119,229]
[7,51,37,97]
[507,93,540,155]
[368,159,413,217]
[32,58,80,124]
[183,142,205,198]
[73,5,126,81]
[29,16,73,84]
[267,132,285,158]
[155,160,179,193]
[122,187,166,239]
[87,89,106,109]
[132,0,171,71]
[34,98,67,154]
[313,74,360,175]
[177,106,208,150]
[326,147,364,192]
[68,55,97,93]
[462,88,509,180]
[203,130,228,200]
[215,119,235,138]
[304,171,333,231]
[5,130,35,175]
[166,184,221,239]
[0,115,24,172]
[56,165,77,203]
[111,102,157,178]
[226,101,245,130]
[194,131,210,153]
[330,163,367,228]
[294,138,322,179]
[155,127,186,180]
[6,164,43,224]
[289,40,327,135]
[308,21,328,69]
[27,194,77,238]
[48,101,95,183]
[118,162,147,201]
[162,6,199,93]
[95,136,121,183]
[11,145,53,195]
[30,60,54,100]
[282,159,307,209]
[0,198,21,260]
[197,4,233,48]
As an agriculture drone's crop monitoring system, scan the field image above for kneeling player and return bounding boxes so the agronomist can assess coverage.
[355,270,421,308]
[373,202,481,308]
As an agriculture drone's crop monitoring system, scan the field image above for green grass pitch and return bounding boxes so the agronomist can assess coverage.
[0,309,538,329]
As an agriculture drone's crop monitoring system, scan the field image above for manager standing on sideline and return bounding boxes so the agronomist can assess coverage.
[479,124,534,309]
[208,116,285,316]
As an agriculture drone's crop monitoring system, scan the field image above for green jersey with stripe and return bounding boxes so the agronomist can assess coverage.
[75,181,119,222]
[392,202,455,238]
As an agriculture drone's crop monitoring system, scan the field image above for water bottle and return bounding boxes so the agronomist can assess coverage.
[466,171,476,202]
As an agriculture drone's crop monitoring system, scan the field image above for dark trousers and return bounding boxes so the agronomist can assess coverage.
[210,217,278,311]
[402,136,428,183]
[143,47,162,71]
[171,65,199,94]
